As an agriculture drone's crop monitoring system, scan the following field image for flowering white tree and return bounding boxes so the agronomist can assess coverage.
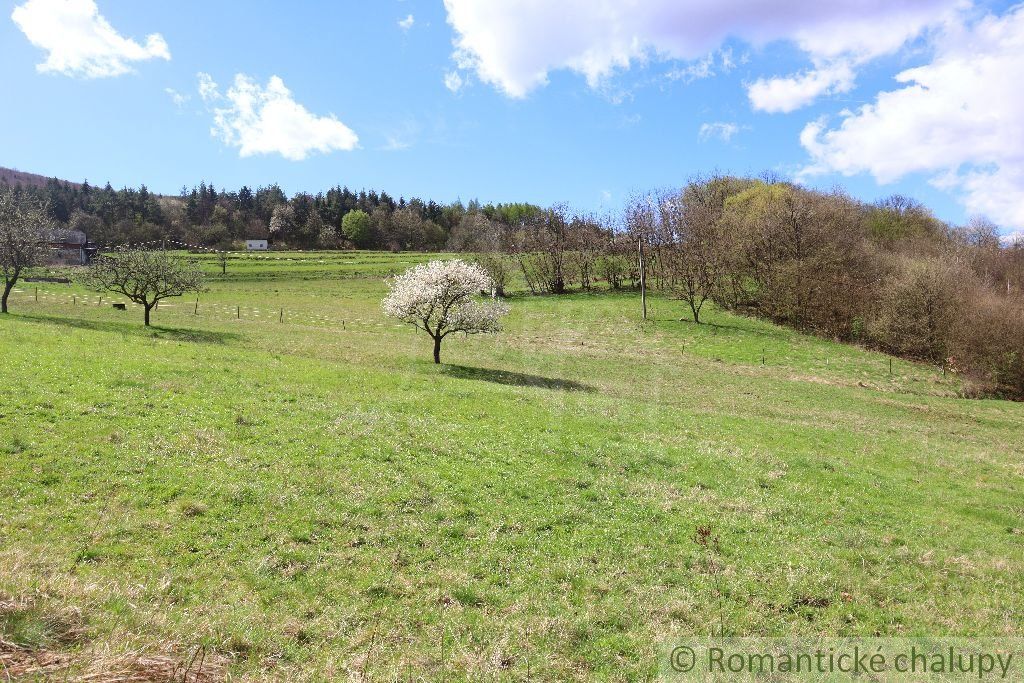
[0,190,53,314]
[383,259,509,363]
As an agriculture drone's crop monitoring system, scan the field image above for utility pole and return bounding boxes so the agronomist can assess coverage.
[638,236,647,320]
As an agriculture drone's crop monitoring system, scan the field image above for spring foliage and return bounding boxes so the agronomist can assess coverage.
[85,248,205,325]
[0,189,52,314]
[382,259,509,363]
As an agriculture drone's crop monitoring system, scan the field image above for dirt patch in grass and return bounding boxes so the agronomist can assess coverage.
[1,598,228,681]
[0,639,228,682]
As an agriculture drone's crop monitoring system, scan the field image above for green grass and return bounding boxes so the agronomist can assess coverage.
[1,252,1022,680]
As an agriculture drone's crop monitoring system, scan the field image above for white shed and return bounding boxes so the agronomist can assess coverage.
[246,239,269,251]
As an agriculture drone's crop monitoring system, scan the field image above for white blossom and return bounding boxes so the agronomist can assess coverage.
[382,259,509,363]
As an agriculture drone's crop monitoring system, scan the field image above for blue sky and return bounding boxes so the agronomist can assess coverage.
[2,0,1022,236]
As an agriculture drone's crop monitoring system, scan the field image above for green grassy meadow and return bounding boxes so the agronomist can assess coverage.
[1,251,1022,680]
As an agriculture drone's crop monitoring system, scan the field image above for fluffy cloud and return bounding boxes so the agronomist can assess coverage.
[747,62,855,113]
[745,3,961,113]
[801,7,1024,227]
[198,73,358,161]
[11,0,169,78]
[398,14,414,32]
[698,122,740,142]
[442,0,958,100]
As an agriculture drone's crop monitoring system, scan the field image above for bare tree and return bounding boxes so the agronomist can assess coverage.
[566,215,603,291]
[85,248,205,325]
[513,206,571,294]
[0,190,53,314]
[474,252,513,297]
[868,255,972,362]
[656,182,729,324]
[448,213,502,252]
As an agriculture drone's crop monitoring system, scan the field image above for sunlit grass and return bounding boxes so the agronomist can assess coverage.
[2,252,1022,680]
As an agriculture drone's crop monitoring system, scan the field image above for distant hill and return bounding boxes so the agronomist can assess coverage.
[0,166,83,191]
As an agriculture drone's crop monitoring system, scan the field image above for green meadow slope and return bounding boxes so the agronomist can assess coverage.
[1,252,1022,680]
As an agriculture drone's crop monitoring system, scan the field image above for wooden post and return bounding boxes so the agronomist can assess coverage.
[889,358,893,375]
[35,287,38,302]
[236,305,240,319]
[279,308,283,323]
[638,236,647,320]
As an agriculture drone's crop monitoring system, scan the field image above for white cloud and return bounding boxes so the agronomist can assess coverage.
[398,14,414,31]
[698,122,740,142]
[666,48,736,83]
[800,6,1024,228]
[1000,230,1024,246]
[165,87,189,107]
[442,0,959,100]
[198,73,359,161]
[197,72,219,101]
[11,0,169,78]
[747,61,855,113]
[443,70,465,93]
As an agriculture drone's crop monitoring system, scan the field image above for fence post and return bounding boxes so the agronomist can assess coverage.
[35,287,38,302]
[195,297,199,315]
[279,308,283,323]
[237,305,240,319]
[638,237,647,321]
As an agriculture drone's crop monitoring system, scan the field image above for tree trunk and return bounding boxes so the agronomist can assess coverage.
[433,335,442,364]
[690,300,701,324]
[144,303,153,326]
[2,272,18,314]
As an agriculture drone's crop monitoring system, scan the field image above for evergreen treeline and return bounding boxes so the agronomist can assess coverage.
[0,175,542,251]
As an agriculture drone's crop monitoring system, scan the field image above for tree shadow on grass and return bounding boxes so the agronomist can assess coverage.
[441,364,595,392]
[20,314,243,345]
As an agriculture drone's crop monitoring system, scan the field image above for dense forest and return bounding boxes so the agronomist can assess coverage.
[3,169,1022,398]
[0,170,540,251]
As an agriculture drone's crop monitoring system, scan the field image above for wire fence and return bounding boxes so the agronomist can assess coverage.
[8,286,407,333]
[92,239,419,265]
[8,286,957,386]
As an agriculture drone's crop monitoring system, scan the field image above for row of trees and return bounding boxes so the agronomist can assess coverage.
[4,175,1022,397]
[3,175,544,252]
[457,176,1023,398]
[628,178,1023,400]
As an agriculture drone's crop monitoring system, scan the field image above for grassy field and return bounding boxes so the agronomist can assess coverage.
[1,251,1022,680]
